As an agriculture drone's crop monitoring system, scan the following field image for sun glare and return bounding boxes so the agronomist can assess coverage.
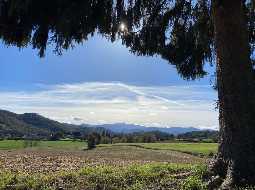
[119,23,126,32]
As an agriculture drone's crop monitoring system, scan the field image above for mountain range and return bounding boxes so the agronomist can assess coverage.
[0,109,203,138]
[82,123,201,135]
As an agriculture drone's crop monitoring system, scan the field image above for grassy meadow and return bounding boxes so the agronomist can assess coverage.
[0,140,86,151]
[0,140,217,156]
[135,142,218,156]
[100,142,218,156]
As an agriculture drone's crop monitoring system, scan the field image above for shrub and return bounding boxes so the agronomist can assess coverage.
[87,134,96,149]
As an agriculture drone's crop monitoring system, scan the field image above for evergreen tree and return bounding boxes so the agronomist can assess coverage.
[87,133,96,150]
[1,0,255,188]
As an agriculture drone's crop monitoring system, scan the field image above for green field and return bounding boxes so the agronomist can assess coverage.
[0,140,86,151]
[135,143,218,156]
[0,140,26,150]
[0,140,217,156]
[100,142,218,156]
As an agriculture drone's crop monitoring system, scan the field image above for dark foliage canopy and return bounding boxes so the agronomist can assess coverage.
[0,0,254,79]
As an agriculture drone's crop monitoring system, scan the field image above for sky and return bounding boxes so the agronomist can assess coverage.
[0,35,218,129]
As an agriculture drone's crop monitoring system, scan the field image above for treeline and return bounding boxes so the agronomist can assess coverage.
[177,130,219,143]
[86,131,175,149]
[112,131,175,143]
[86,130,219,149]
[0,127,111,141]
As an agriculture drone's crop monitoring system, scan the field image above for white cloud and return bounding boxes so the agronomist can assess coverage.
[0,82,218,129]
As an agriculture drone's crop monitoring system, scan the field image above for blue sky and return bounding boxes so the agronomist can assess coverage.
[0,35,218,129]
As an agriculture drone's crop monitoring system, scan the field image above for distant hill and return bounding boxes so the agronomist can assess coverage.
[82,123,201,135]
[0,110,109,139]
[0,110,50,138]
[0,109,205,139]
[19,113,74,133]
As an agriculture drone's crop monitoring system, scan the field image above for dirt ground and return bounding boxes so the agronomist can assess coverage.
[0,146,204,174]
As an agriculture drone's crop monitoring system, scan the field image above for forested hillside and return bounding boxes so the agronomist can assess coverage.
[0,110,109,139]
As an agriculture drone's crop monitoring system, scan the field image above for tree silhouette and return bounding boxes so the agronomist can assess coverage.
[1,0,255,188]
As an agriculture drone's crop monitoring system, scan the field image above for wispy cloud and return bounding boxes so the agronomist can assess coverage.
[0,82,218,129]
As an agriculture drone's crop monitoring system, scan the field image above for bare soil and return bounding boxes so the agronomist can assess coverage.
[0,146,204,174]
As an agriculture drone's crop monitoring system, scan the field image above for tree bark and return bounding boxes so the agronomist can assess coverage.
[209,0,255,189]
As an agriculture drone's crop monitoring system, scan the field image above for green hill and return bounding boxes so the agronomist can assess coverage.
[0,110,50,138]
[0,110,114,140]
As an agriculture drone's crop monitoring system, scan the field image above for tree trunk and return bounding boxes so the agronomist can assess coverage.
[209,0,255,189]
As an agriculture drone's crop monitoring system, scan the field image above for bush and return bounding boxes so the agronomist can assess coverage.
[87,134,96,149]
